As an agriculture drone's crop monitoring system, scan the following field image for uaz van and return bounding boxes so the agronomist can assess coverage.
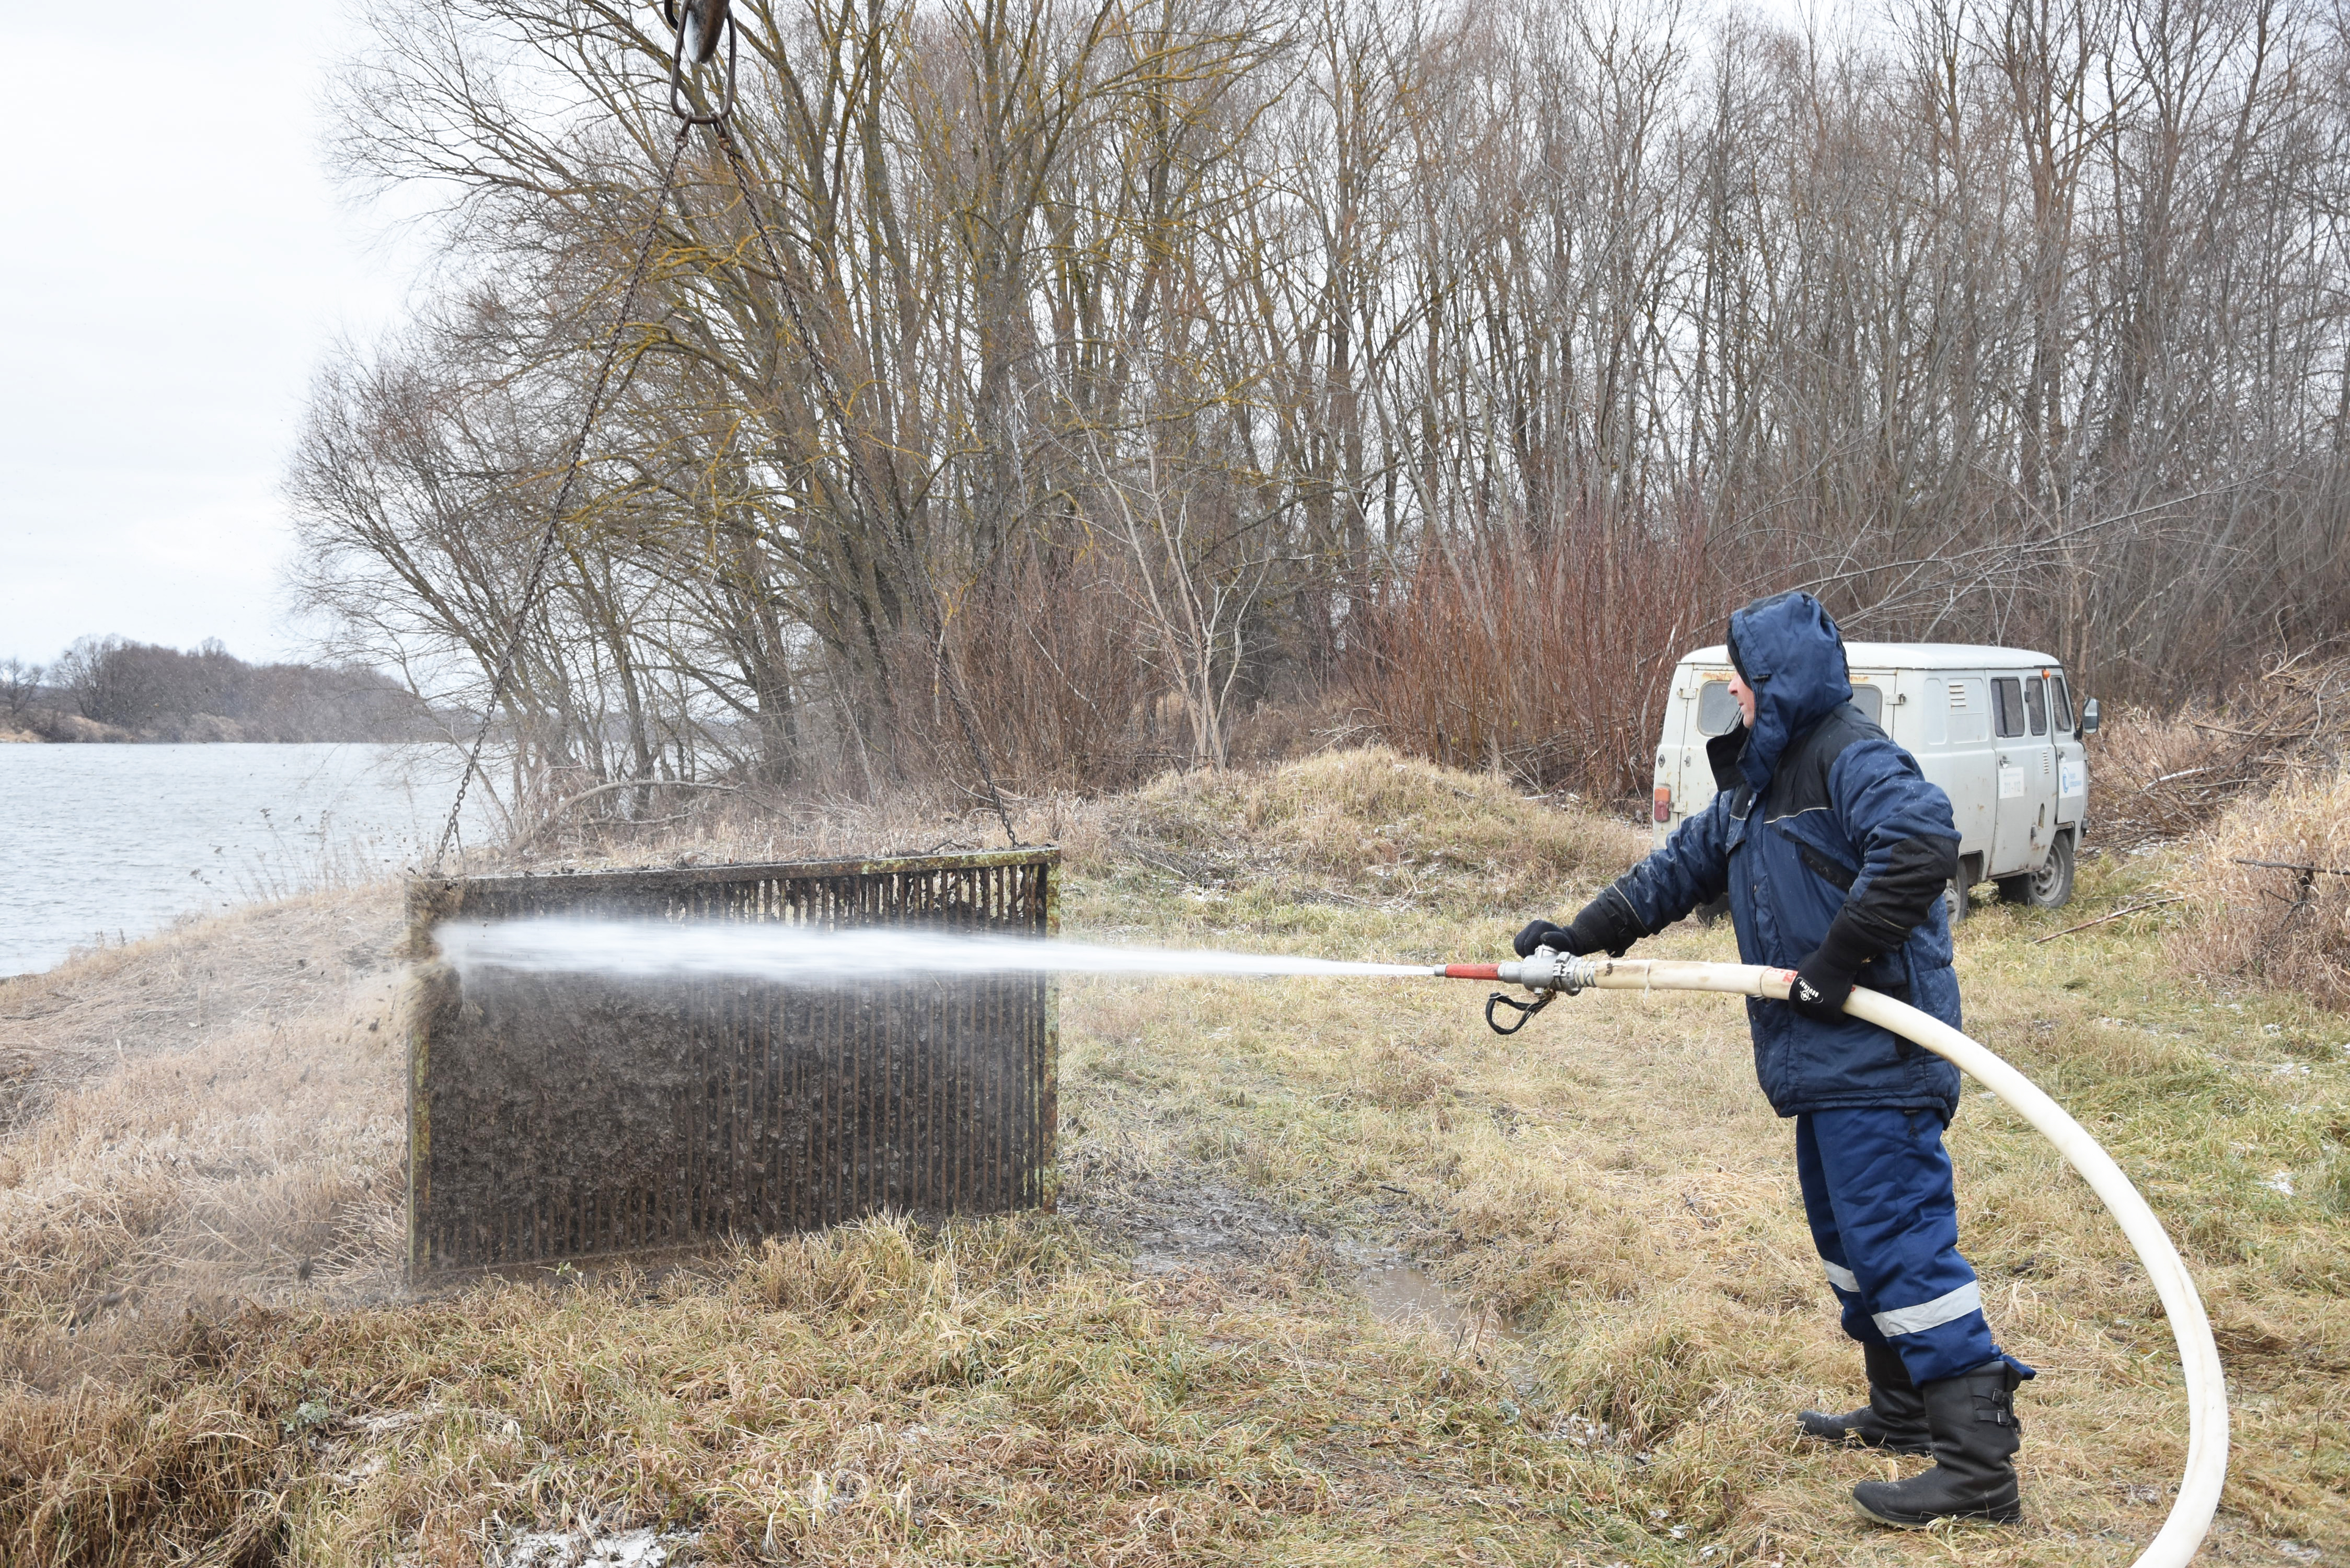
[1651,644,2099,915]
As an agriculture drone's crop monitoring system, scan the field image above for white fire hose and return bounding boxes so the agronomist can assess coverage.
[1446,952,2227,1566]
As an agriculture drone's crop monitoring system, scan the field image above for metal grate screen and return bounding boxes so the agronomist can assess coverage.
[404,849,1057,1276]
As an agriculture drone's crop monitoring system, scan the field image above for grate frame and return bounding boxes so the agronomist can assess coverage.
[403,849,1058,1277]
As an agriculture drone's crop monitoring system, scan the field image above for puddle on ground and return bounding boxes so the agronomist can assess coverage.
[1356,1260,1524,1350]
[1062,1167,1325,1275]
[1054,1159,1525,1356]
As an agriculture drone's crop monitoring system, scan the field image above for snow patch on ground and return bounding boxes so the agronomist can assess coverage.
[492,1527,698,1567]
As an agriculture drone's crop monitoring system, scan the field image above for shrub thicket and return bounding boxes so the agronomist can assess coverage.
[2175,768,2350,1008]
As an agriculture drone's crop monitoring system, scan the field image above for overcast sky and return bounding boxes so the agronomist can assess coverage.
[2,0,1839,674]
[0,1,418,668]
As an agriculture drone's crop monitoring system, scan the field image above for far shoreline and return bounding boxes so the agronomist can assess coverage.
[1,717,446,746]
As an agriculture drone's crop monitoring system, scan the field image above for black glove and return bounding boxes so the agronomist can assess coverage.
[1788,933,1870,1024]
[1514,919,1572,957]
[1515,891,1645,960]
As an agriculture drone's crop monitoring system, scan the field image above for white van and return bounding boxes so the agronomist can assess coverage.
[1651,644,2098,914]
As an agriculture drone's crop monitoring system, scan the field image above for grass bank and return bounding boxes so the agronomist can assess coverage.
[0,749,2342,1564]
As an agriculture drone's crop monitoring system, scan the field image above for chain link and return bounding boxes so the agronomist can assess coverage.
[429,124,695,875]
[707,123,1021,846]
[432,13,1020,871]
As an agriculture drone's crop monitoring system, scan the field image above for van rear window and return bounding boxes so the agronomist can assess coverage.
[1849,684,1883,725]
[1696,680,1741,736]
[1992,677,2026,737]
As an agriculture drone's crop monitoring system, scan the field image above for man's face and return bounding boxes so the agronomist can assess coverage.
[1728,671,1757,728]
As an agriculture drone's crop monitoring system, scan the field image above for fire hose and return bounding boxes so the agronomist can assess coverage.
[1433,950,2226,1568]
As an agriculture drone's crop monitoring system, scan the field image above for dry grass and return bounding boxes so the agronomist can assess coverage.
[493,745,1646,915]
[1057,844,2350,1564]
[2087,706,2248,845]
[0,889,409,1393]
[2090,649,2350,847]
[2172,766,2350,1010]
[0,749,2345,1564]
[1101,746,1646,907]
[0,1215,1635,1567]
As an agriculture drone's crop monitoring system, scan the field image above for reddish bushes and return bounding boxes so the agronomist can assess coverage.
[1350,519,1725,800]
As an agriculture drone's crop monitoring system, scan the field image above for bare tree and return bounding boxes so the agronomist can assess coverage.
[290,0,2350,806]
[0,659,42,726]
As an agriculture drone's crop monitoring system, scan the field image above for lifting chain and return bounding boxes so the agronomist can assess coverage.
[703,125,1022,847]
[430,1,1018,874]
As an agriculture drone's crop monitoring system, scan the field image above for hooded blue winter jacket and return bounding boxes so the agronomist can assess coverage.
[1583,593,1965,1119]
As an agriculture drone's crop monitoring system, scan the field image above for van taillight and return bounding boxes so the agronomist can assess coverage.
[1653,786,1672,823]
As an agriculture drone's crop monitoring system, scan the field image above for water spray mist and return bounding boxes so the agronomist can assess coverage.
[433,916,2226,1568]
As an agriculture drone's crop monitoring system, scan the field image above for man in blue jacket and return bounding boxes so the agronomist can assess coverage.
[1515,591,2032,1528]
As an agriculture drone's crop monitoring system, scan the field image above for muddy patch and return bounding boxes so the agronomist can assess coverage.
[1057,1148,1329,1273]
[1058,1149,1525,1363]
[1352,1255,1523,1351]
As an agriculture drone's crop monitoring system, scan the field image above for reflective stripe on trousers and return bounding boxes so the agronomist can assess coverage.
[1795,1106,2004,1385]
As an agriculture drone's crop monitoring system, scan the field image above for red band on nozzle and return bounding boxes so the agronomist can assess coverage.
[1442,964,1503,981]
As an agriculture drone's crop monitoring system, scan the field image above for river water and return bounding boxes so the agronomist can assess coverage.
[0,744,488,977]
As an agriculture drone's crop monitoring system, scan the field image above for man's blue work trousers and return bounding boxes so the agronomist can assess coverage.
[1795,1106,2018,1386]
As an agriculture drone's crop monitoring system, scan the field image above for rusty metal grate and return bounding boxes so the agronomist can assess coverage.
[403,849,1057,1276]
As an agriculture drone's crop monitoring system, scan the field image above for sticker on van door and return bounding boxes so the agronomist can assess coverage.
[1998,764,2026,799]
[2059,758,2086,798]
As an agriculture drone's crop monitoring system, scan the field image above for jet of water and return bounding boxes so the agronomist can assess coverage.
[434,917,1435,986]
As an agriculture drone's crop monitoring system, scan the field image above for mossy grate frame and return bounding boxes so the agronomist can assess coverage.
[402,849,1058,1276]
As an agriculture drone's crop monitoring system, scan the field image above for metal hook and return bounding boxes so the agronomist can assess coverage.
[665,0,730,64]
[665,0,738,124]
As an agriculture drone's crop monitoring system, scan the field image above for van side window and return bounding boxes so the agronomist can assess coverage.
[1849,684,1883,725]
[1696,680,1740,736]
[2023,678,2047,735]
[1949,678,1988,743]
[1992,677,2026,738]
[2049,676,2074,731]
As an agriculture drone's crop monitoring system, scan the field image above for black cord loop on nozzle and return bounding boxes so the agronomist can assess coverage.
[1484,988,1553,1034]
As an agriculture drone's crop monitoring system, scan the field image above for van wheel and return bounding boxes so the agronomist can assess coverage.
[1997,834,2075,909]
[1944,877,1971,925]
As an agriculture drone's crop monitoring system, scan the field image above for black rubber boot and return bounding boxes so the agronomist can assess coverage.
[1851,1358,2025,1527]
[1798,1341,1930,1454]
